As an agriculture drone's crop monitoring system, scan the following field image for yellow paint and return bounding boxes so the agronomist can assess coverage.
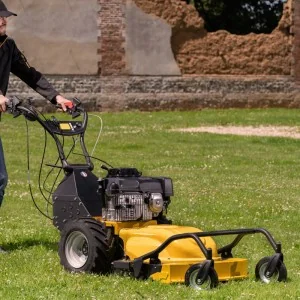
[151,258,248,283]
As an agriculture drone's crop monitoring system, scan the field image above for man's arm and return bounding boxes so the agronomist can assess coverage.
[10,41,72,110]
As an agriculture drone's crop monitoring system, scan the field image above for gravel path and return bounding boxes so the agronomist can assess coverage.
[174,126,300,139]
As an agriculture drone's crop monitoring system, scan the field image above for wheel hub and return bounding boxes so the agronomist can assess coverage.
[190,269,211,290]
[65,231,89,269]
[259,263,279,283]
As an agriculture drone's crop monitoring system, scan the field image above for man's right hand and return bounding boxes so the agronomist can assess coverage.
[0,95,9,112]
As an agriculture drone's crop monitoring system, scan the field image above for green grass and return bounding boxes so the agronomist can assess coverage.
[0,108,300,299]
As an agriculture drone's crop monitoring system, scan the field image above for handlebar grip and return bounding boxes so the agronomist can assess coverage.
[55,101,73,109]
[56,99,82,119]
[65,101,73,109]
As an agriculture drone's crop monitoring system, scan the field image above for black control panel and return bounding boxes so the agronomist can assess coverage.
[44,120,85,135]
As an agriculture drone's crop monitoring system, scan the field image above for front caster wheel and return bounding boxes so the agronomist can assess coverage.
[59,218,111,274]
[255,256,287,283]
[185,263,218,290]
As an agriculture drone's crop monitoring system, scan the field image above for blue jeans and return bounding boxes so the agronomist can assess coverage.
[0,137,8,206]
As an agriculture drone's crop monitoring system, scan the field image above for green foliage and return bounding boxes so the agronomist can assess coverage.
[0,109,300,299]
[186,0,286,34]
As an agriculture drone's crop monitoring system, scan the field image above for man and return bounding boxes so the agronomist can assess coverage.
[0,0,72,250]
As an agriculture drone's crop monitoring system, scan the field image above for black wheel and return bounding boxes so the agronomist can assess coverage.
[185,263,219,290]
[255,256,287,283]
[58,218,111,274]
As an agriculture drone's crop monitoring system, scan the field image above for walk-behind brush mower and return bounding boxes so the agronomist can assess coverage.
[6,97,287,290]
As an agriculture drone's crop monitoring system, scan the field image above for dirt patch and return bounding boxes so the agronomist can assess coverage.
[174,126,300,139]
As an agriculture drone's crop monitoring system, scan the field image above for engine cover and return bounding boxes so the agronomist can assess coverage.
[98,168,173,222]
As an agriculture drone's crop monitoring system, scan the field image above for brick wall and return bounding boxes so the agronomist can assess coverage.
[7,0,300,111]
[133,0,292,76]
[292,0,300,83]
[98,0,126,76]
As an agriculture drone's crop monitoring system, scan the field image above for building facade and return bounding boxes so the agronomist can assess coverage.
[7,0,300,111]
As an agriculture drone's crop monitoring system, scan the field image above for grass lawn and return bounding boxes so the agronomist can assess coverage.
[0,108,300,299]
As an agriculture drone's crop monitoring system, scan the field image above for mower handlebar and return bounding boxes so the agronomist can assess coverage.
[6,96,93,172]
[6,96,84,121]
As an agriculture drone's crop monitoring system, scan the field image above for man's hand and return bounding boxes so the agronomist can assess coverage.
[0,95,9,112]
[55,95,73,111]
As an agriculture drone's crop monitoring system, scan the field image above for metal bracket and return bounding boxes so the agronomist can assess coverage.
[264,253,283,278]
[195,260,214,284]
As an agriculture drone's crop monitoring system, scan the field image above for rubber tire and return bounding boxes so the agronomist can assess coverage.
[185,263,219,290]
[58,218,111,274]
[255,256,287,283]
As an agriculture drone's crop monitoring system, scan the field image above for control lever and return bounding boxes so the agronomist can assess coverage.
[68,108,81,119]
[68,97,81,119]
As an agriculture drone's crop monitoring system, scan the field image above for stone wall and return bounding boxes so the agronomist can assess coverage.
[98,0,126,75]
[99,75,298,111]
[8,74,298,111]
[6,0,300,110]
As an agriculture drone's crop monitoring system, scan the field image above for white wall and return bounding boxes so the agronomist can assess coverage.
[6,0,98,74]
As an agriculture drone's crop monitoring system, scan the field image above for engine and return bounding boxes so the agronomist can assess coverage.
[98,168,173,222]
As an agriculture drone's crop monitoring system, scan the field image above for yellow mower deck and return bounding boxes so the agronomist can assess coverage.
[107,222,249,283]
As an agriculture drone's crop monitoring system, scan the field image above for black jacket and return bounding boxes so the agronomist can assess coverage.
[0,35,59,103]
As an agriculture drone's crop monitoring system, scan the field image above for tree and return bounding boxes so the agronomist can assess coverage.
[188,0,286,34]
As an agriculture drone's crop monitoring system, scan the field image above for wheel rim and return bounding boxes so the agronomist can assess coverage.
[189,269,212,290]
[65,231,89,269]
[259,262,279,283]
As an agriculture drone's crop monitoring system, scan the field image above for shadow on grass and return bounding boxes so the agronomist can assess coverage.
[2,238,58,252]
